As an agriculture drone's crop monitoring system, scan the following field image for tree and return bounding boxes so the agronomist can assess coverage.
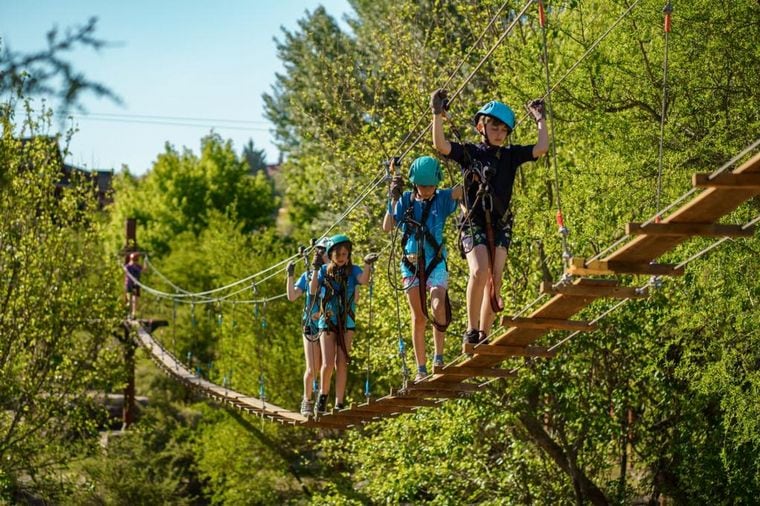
[0,107,123,502]
[107,133,280,257]
[242,139,268,176]
[0,17,120,114]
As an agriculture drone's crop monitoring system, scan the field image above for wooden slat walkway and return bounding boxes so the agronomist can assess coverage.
[132,149,760,430]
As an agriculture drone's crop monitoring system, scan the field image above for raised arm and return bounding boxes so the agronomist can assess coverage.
[431,89,452,156]
[357,253,379,285]
[286,262,302,301]
[309,251,324,296]
[383,174,404,233]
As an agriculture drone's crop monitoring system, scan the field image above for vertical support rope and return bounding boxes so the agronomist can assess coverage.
[655,2,673,217]
[538,0,572,265]
[365,272,374,400]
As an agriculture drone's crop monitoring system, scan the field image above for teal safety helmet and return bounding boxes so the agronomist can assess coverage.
[327,234,352,256]
[473,101,516,131]
[408,156,442,186]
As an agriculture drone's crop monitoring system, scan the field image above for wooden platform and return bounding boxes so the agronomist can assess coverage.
[130,147,760,430]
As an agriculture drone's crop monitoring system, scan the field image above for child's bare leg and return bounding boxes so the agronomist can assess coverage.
[465,244,490,330]
[479,246,509,336]
[430,286,447,357]
[334,330,354,404]
[405,288,428,369]
[319,331,336,397]
[303,337,321,400]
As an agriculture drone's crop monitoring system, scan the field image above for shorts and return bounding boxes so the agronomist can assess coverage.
[460,218,512,254]
[402,261,449,290]
[126,285,141,296]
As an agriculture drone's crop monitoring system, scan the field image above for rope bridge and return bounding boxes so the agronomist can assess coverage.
[129,146,760,429]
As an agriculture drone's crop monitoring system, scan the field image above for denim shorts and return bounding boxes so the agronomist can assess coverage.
[460,218,512,253]
[402,261,449,290]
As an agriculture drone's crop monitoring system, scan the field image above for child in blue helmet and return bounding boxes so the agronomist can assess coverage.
[383,156,462,381]
[287,238,329,417]
[431,89,548,351]
[309,235,378,414]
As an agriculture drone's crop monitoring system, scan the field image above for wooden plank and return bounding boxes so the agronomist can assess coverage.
[464,344,556,358]
[567,257,684,277]
[605,151,760,263]
[408,382,480,392]
[540,280,648,299]
[349,404,417,414]
[400,389,469,399]
[500,315,597,331]
[369,397,439,408]
[626,222,754,238]
[693,172,760,189]
[432,365,515,378]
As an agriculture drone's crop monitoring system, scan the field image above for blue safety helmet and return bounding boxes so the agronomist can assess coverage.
[408,156,442,186]
[473,101,516,131]
[327,234,352,256]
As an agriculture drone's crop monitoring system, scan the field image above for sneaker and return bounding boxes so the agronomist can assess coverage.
[335,402,345,411]
[478,331,490,345]
[433,357,445,368]
[315,394,328,415]
[462,329,480,352]
[300,398,314,417]
[414,371,428,382]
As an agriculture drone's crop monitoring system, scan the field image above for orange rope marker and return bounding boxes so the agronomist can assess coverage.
[556,209,565,229]
[538,0,547,29]
[663,2,673,33]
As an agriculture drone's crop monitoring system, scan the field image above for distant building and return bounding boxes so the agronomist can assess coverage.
[265,163,281,178]
[21,136,113,209]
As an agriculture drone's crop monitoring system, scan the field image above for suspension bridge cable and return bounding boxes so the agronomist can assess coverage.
[655,2,673,215]
[398,0,536,162]
[478,210,760,388]
[513,0,645,129]
[393,0,517,155]
[590,137,760,261]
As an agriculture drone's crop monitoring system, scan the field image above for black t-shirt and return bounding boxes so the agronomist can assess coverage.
[447,141,536,225]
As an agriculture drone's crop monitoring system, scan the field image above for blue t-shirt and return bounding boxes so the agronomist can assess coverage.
[295,271,321,331]
[392,188,458,278]
[316,264,363,329]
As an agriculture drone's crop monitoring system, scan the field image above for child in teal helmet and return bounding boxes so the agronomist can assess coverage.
[309,234,378,414]
[286,238,329,417]
[383,156,462,381]
[430,89,549,351]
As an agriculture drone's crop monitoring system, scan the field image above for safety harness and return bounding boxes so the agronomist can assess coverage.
[320,266,355,363]
[399,191,452,331]
[460,150,511,313]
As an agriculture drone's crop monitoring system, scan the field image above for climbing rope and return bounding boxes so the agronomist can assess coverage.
[365,269,374,400]
[655,2,673,217]
[399,0,535,161]
[537,0,572,268]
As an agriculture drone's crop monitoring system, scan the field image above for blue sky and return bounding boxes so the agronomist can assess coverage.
[1,1,353,174]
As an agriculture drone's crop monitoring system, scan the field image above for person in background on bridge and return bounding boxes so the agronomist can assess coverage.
[382,156,462,381]
[124,252,143,319]
[431,90,548,351]
[287,238,329,417]
[310,234,378,415]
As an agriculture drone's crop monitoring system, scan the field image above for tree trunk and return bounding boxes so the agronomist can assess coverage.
[519,411,609,506]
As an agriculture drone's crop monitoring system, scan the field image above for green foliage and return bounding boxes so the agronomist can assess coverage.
[8,0,760,503]
[107,133,280,256]
[0,104,123,502]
